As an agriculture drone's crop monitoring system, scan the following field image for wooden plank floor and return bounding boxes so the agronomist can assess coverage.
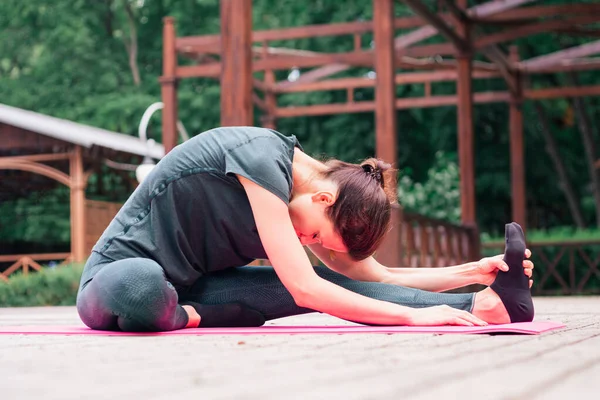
[0,297,598,400]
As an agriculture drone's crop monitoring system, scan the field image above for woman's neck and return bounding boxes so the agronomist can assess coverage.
[291,148,328,198]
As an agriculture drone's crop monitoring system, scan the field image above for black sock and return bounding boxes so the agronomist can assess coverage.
[180,301,266,328]
[490,222,534,323]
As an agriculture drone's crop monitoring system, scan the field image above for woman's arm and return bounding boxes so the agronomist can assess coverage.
[308,243,480,292]
[309,245,533,292]
[238,176,483,326]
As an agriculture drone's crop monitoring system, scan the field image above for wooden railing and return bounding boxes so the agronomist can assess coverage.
[0,253,72,282]
[400,212,480,268]
[482,238,600,295]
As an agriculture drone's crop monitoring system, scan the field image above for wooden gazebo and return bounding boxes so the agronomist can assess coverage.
[0,104,164,279]
[159,0,600,268]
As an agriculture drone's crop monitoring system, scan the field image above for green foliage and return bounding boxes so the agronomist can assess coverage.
[398,152,461,223]
[0,187,71,244]
[0,263,84,307]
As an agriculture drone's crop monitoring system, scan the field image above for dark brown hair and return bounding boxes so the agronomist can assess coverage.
[321,158,396,260]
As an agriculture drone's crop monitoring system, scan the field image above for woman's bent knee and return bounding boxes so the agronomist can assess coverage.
[76,258,173,329]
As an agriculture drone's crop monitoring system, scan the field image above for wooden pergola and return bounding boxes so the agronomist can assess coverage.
[0,104,164,277]
[160,0,600,267]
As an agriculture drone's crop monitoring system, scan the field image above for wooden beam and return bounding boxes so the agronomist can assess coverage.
[466,0,535,17]
[0,158,72,187]
[440,0,517,94]
[509,46,526,232]
[374,0,401,268]
[220,0,253,126]
[175,1,546,55]
[440,0,470,25]
[274,102,376,118]
[520,57,600,73]
[0,153,71,163]
[273,70,501,94]
[178,52,378,78]
[173,0,538,84]
[520,39,600,70]
[272,92,506,118]
[70,146,86,263]
[176,17,434,52]
[471,4,600,23]
[182,44,335,60]
[252,78,269,92]
[260,40,277,129]
[273,84,600,118]
[0,253,72,262]
[252,92,268,111]
[286,0,531,86]
[475,15,600,49]
[373,0,397,167]
[395,0,533,49]
[176,50,477,79]
[481,45,517,94]
[456,0,476,227]
[525,84,600,100]
[262,73,276,129]
[403,0,470,53]
[160,17,178,154]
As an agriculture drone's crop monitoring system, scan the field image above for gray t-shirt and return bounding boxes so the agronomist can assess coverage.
[91,127,302,286]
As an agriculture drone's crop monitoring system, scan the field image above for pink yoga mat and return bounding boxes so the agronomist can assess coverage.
[0,321,564,336]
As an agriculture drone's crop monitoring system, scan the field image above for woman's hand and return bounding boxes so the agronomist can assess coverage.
[476,249,534,287]
[407,305,488,326]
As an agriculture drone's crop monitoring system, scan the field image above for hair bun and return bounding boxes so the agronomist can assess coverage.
[360,159,390,188]
[361,164,375,174]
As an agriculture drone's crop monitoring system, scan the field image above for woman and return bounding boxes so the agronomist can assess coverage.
[76,127,534,332]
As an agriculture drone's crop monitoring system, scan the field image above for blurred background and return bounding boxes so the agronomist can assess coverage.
[1,0,599,302]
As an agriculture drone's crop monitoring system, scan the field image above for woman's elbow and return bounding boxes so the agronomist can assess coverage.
[288,280,320,309]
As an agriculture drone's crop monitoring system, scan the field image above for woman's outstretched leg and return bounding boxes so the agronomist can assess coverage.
[181,265,475,323]
[76,257,189,332]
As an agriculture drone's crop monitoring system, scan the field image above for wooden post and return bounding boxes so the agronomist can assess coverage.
[161,17,178,154]
[509,45,526,233]
[373,0,397,166]
[70,146,86,263]
[373,0,401,268]
[456,0,476,227]
[263,70,276,129]
[262,41,276,130]
[220,0,253,126]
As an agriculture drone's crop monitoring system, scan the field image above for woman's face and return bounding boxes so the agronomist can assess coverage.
[288,192,347,253]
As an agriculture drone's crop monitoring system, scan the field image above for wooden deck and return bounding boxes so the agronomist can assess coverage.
[0,297,599,400]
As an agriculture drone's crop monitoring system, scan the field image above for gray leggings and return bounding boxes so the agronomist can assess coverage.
[76,252,475,332]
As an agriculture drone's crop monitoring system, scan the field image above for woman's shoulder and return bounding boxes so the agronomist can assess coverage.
[198,126,302,152]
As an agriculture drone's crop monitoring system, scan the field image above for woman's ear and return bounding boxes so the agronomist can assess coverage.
[311,191,335,206]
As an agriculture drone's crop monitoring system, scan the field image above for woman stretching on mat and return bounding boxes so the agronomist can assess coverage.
[77,127,535,332]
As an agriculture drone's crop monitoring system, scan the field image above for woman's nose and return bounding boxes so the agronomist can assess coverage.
[299,236,317,245]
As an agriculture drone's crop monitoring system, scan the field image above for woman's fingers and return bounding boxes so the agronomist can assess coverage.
[522,260,534,278]
[457,310,488,326]
[525,248,532,258]
[529,279,533,288]
[451,317,473,326]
